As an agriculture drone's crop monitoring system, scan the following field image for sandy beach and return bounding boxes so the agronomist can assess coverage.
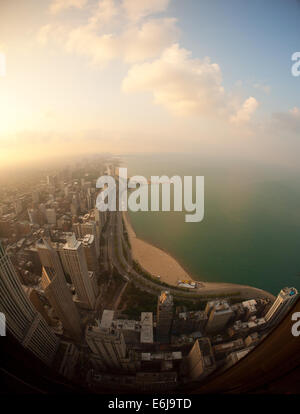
[123,212,276,301]
[124,212,191,285]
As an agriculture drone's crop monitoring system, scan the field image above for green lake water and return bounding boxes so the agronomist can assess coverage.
[125,154,300,295]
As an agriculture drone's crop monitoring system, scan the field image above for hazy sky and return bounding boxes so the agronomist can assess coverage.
[0,0,300,169]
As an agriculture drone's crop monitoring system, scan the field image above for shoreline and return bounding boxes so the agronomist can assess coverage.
[123,212,198,279]
[122,212,276,302]
[123,212,193,283]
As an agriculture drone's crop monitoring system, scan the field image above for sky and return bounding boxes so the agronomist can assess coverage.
[0,0,300,169]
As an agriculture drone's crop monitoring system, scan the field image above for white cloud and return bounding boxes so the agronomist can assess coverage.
[49,0,88,14]
[39,0,178,66]
[253,82,271,95]
[123,44,259,122]
[122,18,179,63]
[122,0,171,20]
[230,96,259,124]
[47,17,179,66]
[65,27,118,65]
[50,0,171,19]
[41,0,258,124]
[123,43,227,116]
[87,0,119,29]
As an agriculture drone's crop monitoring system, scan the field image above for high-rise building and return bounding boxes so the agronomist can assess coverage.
[27,208,37,225]
[32,190,40,204]
[37,238,82,340]
[185,339,204,380]
[22,285,53,326]
[27,208,44,225]
[45,208,56,225]
[94,208,102,226]
[73,221,100,258]
[0,241,59,366]
[140,312,154,344]
[225,348,252,369]
[86,322,127,370]
[36,238,64,277]
[156,291,173,343]
[41,267,82,341]
[79,234,99,274]
[213,338,245,358]
[186,338,215,381]
[46,175,57,187]
[94,207,107,231]
[172,310,208,335]
[14,198,25,215]
[265,287,298,327]
[205,300,234,333]
[71,195,79,216]
[86,193,94,211]
[0,217,12,238]
[58,234,96,309]
[56,341,80,380]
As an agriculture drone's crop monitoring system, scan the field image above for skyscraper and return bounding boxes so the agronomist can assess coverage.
[205,300,234,333]
[45,208,57,225]
[22,285,53,326]
[37,238,82,340]
[79,234,100,274]
[41,267,82,341]
[0,241,59,366]
[156,291,174,344]
[73,221,100,258]
[58,234,97,309]
[46,175,57,187]
[140,312,154,344]
[32,190,40,204]
[186,338,215,381]
[36,237,65,277]
[86,322,127,370]
[265,287,298,327]
[94,208,102,227]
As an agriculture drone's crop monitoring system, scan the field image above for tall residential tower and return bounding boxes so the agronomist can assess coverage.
[265,287,298,327]
[58,234,97,309]
[156,291,174,344]
[0,242,59,366]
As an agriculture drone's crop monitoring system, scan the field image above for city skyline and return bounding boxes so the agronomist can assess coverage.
[1,1,300,396]
[0,156,299,393]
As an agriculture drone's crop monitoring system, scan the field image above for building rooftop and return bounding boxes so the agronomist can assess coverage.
[140,312,153,343]
[141,351,182,361]
[140,325,153,344]
[280,287,298,298]
[159,291,173,306]
[112,319,141,331]
[64,233,81,250]
[100,310,114,329]
[80,234,95,246]
[141,312,153,325]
